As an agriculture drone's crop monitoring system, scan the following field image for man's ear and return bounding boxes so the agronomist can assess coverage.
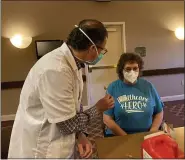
[88,45,96,54]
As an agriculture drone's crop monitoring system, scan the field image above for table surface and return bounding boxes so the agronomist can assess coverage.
[95,127,184,158]
[174,127,184,151]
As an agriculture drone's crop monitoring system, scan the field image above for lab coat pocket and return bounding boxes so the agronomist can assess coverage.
[46,135,75,158]
[46,139,61,158]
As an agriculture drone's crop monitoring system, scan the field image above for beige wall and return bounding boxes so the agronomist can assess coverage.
[2,1,184,115]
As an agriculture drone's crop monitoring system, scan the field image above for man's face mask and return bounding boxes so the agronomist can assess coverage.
[123,70,139,84]
[74,25,107,65]
[90,51,104,65]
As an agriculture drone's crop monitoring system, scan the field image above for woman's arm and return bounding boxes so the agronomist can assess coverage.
[149,83,164,132]
[150,110,164,132]
[103,114,127,136]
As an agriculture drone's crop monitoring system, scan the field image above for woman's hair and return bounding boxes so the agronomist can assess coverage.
[66,19,108,51]
[116,53,144,80]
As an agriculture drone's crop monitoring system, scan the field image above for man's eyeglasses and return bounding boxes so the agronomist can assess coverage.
[96,46,108,55]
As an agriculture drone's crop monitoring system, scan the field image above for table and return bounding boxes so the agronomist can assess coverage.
[95,127,184,158]
[174,127,184,151]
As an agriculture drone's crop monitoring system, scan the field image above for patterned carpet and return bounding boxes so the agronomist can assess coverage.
[163,100,184,128]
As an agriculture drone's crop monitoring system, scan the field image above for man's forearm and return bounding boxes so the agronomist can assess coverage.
[57,106,98,135]
[150,110,164,131]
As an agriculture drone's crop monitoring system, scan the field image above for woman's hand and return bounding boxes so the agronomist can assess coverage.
[77,133,92,159]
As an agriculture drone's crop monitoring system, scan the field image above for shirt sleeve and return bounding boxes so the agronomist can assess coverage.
[103,84,114,117]
[151,84,164,115]
[56,106,99,135]
[56,112,89,135]
[38,68,76,123]
[84,105,100,120]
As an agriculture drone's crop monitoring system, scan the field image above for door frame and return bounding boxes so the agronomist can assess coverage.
[84,22,126,108]
[103,22,126,53]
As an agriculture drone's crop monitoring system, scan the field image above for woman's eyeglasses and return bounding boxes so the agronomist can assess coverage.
[124,67,139,72]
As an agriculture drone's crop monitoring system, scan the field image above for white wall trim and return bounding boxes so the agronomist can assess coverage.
[1,105,90,121]
[1,114,15,121]
[1,95,184,121]
[161,94,184,102]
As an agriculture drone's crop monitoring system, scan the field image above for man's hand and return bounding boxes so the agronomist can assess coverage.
[77,133,92,159]
[95,94,114,112]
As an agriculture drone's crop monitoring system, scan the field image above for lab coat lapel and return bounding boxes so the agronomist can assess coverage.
[60,43,83,104]
[77,69,83,102]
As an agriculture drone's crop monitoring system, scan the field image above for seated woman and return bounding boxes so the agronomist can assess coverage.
[103,53,164,137]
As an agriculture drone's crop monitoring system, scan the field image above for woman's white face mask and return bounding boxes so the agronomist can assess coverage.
[123,70,139,83]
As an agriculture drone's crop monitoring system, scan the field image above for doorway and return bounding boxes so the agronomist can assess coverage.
[83,22,126,108]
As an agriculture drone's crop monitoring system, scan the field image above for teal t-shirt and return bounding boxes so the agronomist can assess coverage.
[104,78,164,135]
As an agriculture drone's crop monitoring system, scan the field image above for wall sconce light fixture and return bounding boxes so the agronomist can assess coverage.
[10,34,32,49]
[175,27,184,40]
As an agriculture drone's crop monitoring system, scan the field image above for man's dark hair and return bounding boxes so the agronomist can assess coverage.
[66,19,108,51]
[116,53,144,80]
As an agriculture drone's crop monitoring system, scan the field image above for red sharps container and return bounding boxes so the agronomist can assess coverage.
[141,133,184,158]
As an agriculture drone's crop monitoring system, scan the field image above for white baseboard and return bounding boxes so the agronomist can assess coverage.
[161,94,184,102]
[1,95,184,121]
[1,106,91,121]
[1,114,15,121]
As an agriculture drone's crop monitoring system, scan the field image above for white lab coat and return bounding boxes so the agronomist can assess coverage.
[8,43,83,158]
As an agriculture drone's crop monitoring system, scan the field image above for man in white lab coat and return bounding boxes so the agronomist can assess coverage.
[8,19,114,159]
